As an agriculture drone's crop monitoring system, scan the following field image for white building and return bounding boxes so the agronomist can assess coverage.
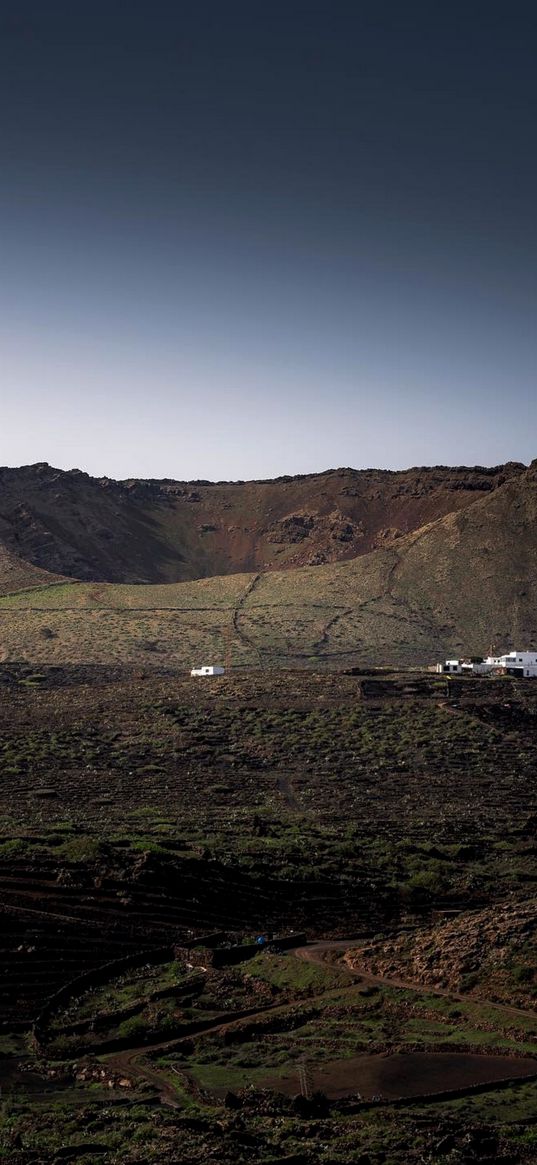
[437,659,469,675]
[485,651,537,677]
[437,651,537,678]
[190,665,225,677]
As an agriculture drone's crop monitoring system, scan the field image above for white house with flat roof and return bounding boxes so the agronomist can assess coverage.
[437,651,537,677]
[485,651,537,676]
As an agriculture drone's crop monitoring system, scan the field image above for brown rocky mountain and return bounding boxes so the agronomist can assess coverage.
[0,460,527,586]
[0,458,536,669]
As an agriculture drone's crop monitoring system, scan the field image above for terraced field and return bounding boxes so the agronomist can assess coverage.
[1,666,536,847]
[2,665,537,1162]
[4,933,537,1163]
[1,667,536,1029]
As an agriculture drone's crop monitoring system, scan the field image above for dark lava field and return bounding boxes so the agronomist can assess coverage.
[0,666,536,1163]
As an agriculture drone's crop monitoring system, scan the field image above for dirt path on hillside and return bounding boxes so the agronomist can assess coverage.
[103,988,338,1106]
[312,607,353,655]
[101,936,537,1107]
[296,940,537,1024]
[231,573,261,652]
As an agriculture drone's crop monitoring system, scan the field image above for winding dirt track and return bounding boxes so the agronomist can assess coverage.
[296,939,537,1023]
[104,938,537,1106]
[231,572,261,650]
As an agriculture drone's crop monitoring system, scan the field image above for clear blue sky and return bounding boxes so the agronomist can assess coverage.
[1,1,536,479]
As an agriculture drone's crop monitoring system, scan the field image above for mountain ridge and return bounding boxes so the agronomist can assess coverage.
[0,459,535,666]
[0,459,528,587]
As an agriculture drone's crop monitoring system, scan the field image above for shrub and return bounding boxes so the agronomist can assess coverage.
[460,972,480,992]
[512,963,534,984]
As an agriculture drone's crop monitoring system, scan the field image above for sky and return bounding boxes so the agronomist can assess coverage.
[0,0,536,480]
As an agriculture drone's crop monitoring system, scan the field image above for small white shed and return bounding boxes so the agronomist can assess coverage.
[190,665,225,677]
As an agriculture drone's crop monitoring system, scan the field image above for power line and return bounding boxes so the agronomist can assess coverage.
[298,1056,313,1100]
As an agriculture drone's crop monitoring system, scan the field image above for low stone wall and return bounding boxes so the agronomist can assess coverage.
[271,933,307,952]
[51,976,205,1039]
[175,933,307,969]
[337,1068,537,1113]
[173,943,259,969]
[33,945,174,1051]
[33,931,228,1049]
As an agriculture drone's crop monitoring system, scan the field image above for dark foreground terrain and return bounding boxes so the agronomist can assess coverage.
[1,666,537,1163]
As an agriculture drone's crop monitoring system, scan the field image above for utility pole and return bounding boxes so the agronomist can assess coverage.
[298,1057,313,1100]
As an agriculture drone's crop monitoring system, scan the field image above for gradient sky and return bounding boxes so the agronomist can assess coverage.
[1,1,536,479]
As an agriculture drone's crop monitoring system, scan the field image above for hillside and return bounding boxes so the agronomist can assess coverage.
[0,462,536,666]
[347,899,537,1008]
[0,460,525,586]
[0,540,68,598]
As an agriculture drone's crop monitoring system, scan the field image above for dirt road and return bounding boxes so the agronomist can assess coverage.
[103,936,537,1107]
[295,939,537,1024]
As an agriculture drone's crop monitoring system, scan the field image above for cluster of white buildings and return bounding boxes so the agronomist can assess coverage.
[436,651,537,678]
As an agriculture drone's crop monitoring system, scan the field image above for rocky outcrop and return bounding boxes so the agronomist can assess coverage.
[347,899,537,1007]
[267,513,315,543]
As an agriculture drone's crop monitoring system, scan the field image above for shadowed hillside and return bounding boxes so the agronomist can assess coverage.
[0,460,526,586]
[0,463,535,666]
[0,540,68,598]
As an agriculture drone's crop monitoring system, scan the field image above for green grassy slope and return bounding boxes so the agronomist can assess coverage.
[0,574,251,609]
